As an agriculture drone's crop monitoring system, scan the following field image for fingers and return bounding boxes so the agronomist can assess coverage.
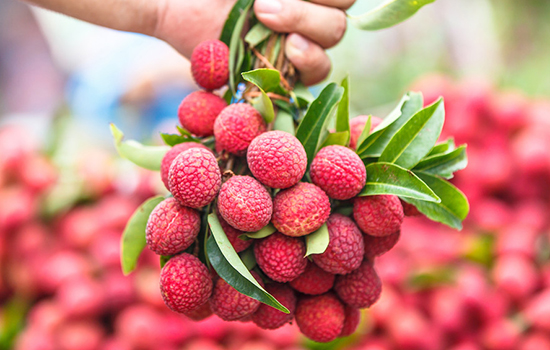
[285,34,331,86]
[309,0,356,10]
[254,0,347,49]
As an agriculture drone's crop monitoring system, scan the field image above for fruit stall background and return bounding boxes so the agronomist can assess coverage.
[1,0,550,349]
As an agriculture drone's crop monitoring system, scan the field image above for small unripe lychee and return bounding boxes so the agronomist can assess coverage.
[334,259,382,308]
[349,115,383,150]
[247,131,307,189]
[160,253,213,313]
[218,175,272,232]
[310,145,366,200]
[353,195,404,237]
[289,261,335,295]
[146,197,200,256]
[160,142,211,190]
[168,148,221,209]
[178,91,227,137]
[254,232,307,282]
[218,213,252,253]
[312,214,364,275]
[210,271,263,321]
[340,306,361,337]
[191,40,229,90]
[363,230,400,258]
[272,182,331,237]
[295,293,345,343]
[252,283,297,329]
[214,104,266,155]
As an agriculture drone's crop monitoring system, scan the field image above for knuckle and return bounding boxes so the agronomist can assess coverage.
[326,10,347,47]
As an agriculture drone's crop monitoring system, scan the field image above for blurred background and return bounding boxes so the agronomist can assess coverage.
[1,0,550,349]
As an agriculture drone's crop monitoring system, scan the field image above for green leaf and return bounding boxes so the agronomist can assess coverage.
[295,83,344,165]
[414,145,467,178]
[121,196,164,275]
[228,3,251,94]
[355,115,372,150]
[379,98,445,169]
[239,248,257,270]
[428,138,455,156]
[110,124,169,171]
[335,76,350,146]
[251,92,275,123]
[273,110,296,135]
[404,172,469,230]
[305,224,330,257]
[349,0,437,31]
[357,92,423,158]
[359,162,440,202]
[244,22,272,48]
[241,223,277,240]
[207,214,289,313]
[160,133,200,146]
[293,82,315,108]
[160,255,172,268]
[220,0,253,46]
[0,297,29,349]
[242,69,281,93]
[321,131,350,148]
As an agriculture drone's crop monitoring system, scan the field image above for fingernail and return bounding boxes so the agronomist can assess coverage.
[255,0,282,14]
[286,34,309,57]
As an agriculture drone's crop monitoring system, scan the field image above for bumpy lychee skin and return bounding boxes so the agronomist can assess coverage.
[289,261,335,295]
[272,182,331,237]
[190,40,229,90]
[160,253,213,313]
[312,214,364,275]
[247,131,307,189]
[168,148,221,209]
[183,301,212,321]
[353,195,404,237]
[340,306,361,337]
[178,91,227,137]
[218,175,272,232]
[363,230,400,258]
[214,104,266,155]
[210,271,263,321]
[160,142,211,190]
[295,293,345,343]
[349,115,383,150]
[334,259,382,308]
[145,198,200,256]
[218,213,252,253]
[310,145,366,200]
[254,232,307,282]
[400,199,421,217]
[252,283,297,329]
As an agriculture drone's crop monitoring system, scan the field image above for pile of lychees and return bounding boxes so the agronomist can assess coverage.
[144,39,416,343]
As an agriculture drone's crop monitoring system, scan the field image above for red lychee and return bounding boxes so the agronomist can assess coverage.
[183,300,213,321]
[312,214,364,275]
[334,259,382,308]
[340,305,361,337]
[217,175,272,232]
[168,148,221,209]
[310,145,366,200]
[289,261,335,295]
[178,91,227,137]
[400,199,422,216]
[213,103,266,155]
[252,283,296,329]
[218,213,252,253]
[210,271,263,321]
[254,232,307,282]
[271,182,331,237]
[349,115,383,150]
[295,293,345,343]
[247,131,307,189]
[353,195,404,237]
[146,197,200,256]
[160,253,213,313]
[160,142,211,190]
[363,230,400,258]
[191,39,229,90]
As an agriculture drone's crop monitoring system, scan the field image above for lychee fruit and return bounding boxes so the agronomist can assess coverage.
[146,197,200,256]
[334,259,382,308]
[295,293,345,343]
[218,213,252,253]
[310,145,366,200]
[312,213,364,275]
[247,131,307,189]
[252,283,297,329]
[289,261,335,295]
[363,230,400,258]
[210,271,263,321]
[168,148,221,209]
[178,91,227,137]
[349,115,383,150]
[353,195,404,237]
[400,199,421,217]
[271,182,331,237]
[183,300,213,321]
[160,253,213,313]
[191,39,229,90]
[340,306,361,337]
[213,103,266,155]
[254,232,307,282]
[160,142,211,190]
[218,175,272,232]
